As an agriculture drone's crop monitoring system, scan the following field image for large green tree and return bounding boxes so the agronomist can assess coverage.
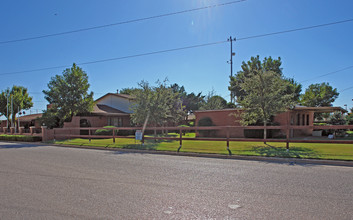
[229,55,301,103]
[200,90,227,110]
[170,83,205,113]
[0,86,33,127]
[300,82,339,107]
[130,80,186,127]
[238,70,294,141]
[119,87,141,95]
[42,63,94,127]
[346,108,353,125]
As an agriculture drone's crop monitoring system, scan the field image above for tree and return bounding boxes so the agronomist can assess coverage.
[184,92,205,112]
[346,108,353,125]
[170,83,205,113]
[0,86,33,128]
[229,56,301,103]
[119,87,141,95]
[300,82,339,107]
[200,90,227,110]
[329,111,346,125]
[237,70,294,141]
[42,63,94,127]
[130,80,186,127]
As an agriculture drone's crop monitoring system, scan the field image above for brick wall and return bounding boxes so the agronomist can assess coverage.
[195,109,315,138]
[195,109,244,138]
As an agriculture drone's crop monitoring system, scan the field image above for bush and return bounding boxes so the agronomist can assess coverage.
[244,129,266,138]
[198,117,213,126]
[197,117,216,137]
[94,126,118,136]
[244,122,281,139]
[178,124,190,135]
[117,130,134,136]
[313,122,327,126]
[0,135,42,142]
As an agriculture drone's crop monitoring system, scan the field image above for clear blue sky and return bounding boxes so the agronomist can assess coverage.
[1,0,353,118]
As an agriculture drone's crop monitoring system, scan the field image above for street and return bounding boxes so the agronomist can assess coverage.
[0,142,352,219]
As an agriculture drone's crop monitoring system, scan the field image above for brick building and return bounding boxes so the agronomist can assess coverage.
[194,106,346,138]
[0,113,43,130]
[63,92,134,129]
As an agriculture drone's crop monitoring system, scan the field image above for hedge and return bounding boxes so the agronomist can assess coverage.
[0,135,42,142]
[94,126,118,136]
[197,117,216,137]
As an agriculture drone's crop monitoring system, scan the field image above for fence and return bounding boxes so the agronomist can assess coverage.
[1,126,42,136]
[42,125,353,155]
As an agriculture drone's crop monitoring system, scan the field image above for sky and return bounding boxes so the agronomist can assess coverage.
[1,0,353,119]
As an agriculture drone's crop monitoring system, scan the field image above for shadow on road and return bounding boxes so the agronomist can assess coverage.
[0,142,41,149]
[254,159,320,167]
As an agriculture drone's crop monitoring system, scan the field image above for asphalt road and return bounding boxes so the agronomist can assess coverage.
[0,142,352,219]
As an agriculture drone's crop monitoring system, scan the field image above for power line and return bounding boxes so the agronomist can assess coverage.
[1,17,353,76]
[0,41,227,76]
[300,65,353,83]
[339,86,353,93]
[237,18,353,41]
[0,0,246,45]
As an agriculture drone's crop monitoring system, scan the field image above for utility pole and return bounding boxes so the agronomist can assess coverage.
[6,92,9,129]
[227,36,236,103]
[18,106,20,132]
[11,95,13,128]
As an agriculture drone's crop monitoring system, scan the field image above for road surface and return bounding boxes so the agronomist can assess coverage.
[0,142,352,219]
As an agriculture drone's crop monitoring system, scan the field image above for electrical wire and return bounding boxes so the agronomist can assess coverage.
[0,41,227,76]
[0,0,246,45]
[1,18,353,76]
[300,65,353,83]
[339,86,353,93]
[237,18,353,41]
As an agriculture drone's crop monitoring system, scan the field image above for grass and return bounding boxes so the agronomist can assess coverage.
[52,132,353,161]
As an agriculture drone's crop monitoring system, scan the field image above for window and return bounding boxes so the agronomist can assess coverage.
[306,114,309,126]
[80,119,91,127]
[302,114,305,126]
[108,117,123,127]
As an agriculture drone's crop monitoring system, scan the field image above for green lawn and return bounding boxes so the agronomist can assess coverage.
[52,132,353,161]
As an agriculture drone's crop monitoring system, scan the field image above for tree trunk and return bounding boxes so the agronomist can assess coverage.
[154,129,157,142]
[263,120,267,144]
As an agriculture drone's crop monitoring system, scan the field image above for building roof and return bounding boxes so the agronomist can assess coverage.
[195,108,242,113]
[95,93,134,103]
[18,113,43,122]
[91,104,130,116]
[195,106,347,114]
[292,106,347,113]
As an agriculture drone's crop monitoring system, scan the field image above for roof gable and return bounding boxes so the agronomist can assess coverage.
[95,93,134,103]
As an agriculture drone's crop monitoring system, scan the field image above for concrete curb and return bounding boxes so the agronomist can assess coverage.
[49,143,353,167]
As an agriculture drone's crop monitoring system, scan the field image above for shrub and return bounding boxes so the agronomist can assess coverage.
[198,117,213,126]
[94,126,118,136]
[244,122,281,139]
[117,130,134,136]
[0,135,42,142]
[244,129,266,138]
[197,117,216,137]
[178,124,190,135]
[313,122,327,126]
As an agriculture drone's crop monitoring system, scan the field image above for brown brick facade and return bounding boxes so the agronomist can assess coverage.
[195,109,315,138]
